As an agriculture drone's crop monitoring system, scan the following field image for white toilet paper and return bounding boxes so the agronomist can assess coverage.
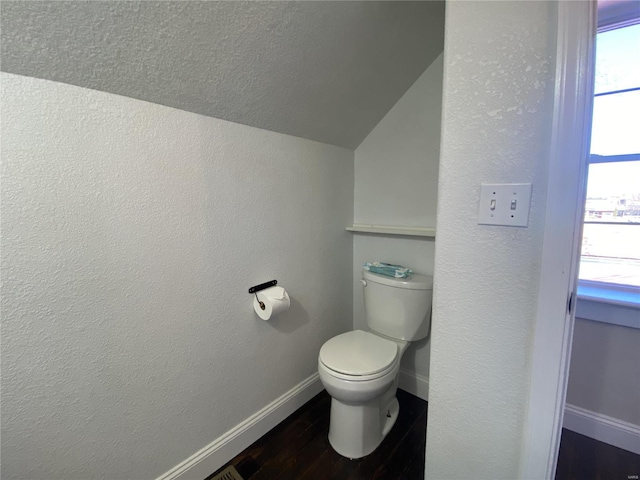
[253,286,290,320]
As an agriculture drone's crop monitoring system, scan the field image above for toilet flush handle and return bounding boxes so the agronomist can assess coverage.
[360,279,367,287]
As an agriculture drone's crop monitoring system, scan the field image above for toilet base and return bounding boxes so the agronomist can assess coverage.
[328,395,399,459]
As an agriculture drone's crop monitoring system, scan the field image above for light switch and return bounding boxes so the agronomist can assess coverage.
[478,183,532,227]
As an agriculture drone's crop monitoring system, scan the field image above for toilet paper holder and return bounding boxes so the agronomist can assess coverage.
[249,280,278,311]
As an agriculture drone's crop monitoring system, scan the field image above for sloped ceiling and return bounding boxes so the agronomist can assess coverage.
[1,1,444,148]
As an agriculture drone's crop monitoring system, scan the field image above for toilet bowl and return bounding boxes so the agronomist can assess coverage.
[318,270,433,459]
[318,329,409,459]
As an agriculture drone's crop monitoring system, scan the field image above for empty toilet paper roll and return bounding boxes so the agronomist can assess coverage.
[253,286,290,320]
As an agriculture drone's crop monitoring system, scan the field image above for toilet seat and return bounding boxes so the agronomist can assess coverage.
[319,330,398,381]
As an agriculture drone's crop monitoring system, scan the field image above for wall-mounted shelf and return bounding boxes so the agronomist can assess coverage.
[346,224,436,238]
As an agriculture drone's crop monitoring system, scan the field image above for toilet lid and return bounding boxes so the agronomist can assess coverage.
[319,330,398,376]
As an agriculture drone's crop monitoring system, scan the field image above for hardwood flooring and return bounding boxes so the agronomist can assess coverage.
[556,428,640,480]
[207,389,640,480]
[206,389,427,480]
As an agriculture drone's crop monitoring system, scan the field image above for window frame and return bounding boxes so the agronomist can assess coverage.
[576,18,640,325]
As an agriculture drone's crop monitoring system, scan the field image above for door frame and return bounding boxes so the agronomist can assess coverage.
[520,1,596,478]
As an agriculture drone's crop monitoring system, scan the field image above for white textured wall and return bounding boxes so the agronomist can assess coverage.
[353,55,443,379]
[567,319,640,425]
[425,2,556,479]
[0,73,353,480]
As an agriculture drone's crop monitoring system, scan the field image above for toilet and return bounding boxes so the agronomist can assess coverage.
[318,268,433,459]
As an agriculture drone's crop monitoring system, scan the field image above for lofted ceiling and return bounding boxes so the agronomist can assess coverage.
[1,1,445,148]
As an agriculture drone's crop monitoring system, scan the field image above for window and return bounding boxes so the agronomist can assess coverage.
[577,21,640,320]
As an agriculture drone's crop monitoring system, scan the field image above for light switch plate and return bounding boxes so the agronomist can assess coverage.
[478,183,532,227]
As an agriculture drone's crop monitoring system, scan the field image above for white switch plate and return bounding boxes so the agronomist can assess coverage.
[478,183,532,227]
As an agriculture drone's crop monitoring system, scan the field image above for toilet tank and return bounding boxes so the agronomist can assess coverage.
[362,270,433,341]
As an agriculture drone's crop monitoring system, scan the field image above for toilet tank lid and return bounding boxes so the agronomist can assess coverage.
[363,269,433,290]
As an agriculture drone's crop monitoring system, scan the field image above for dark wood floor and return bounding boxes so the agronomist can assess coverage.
[556,428,640,480]
[207,389,640,480]
[206,389,427,480]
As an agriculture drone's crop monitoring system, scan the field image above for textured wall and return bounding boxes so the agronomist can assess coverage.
[353,54,443,380]
[567,318,640,425]
[0,73,353,480]
[0,1,444,149]
[425,2,557,478]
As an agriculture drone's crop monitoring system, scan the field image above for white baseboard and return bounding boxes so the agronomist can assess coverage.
[398,369,429,402]
[156,373,323,480]
[563,404,640,455]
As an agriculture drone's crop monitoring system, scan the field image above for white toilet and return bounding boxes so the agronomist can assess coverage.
[317,268,433,459]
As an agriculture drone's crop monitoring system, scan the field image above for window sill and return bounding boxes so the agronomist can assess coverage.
[576,283,640,329]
